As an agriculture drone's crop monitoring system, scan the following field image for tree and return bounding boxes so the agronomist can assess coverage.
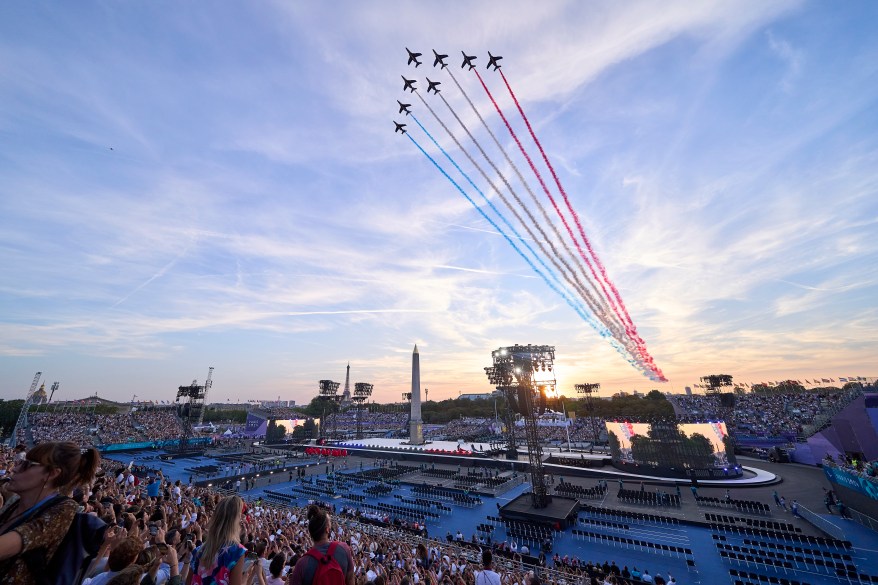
[266,420,286,443]
[645,390,666,401]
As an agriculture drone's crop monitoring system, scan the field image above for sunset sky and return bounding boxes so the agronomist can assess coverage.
[1,1,876,405]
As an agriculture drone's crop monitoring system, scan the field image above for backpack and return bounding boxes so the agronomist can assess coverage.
[305,542,347,585]
[15,496,109,585]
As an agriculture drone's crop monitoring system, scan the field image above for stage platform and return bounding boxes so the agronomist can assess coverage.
[499,493,580,528]
[336,438,779,487]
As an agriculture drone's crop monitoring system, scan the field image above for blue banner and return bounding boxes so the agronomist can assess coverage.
[824,466,878,500]
[98,437,212,452]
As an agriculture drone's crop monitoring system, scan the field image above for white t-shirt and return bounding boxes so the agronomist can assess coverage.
[476,569,502,585]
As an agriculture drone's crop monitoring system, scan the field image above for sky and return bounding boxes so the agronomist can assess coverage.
[1,1,876,406]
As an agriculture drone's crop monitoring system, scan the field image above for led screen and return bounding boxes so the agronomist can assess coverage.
[606,420,735,468]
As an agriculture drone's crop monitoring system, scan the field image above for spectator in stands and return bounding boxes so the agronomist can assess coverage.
[289,504,355,585]
[475,549,501,585]
[0,441,100,584]
[83,535,144,585]
[266,553,286,585]
[641,569,653,583]
[189,495,247,585]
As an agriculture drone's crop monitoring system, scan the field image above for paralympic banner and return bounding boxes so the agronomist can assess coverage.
[305,447,349,457]
[824,466,878,500]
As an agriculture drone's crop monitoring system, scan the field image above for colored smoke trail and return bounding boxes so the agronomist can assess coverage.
[419,89,629,351]
[471,71,627,332]
[473,69,656,373]
[452,69,617,328]
[410,113,639,364]
[445,68,647,371]
[497,68,665,380]
[405,131,627,350]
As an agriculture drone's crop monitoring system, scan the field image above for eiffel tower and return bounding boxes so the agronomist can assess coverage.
[340,362,352,407]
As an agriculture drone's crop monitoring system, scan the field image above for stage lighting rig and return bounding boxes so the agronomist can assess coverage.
[485,344,555,508]
[317,380,341,440]
[701,374,733,395]
[575,383,602,451]
[353,382,373,439]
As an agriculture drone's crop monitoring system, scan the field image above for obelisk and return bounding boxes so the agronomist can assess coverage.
[409,344,424,445]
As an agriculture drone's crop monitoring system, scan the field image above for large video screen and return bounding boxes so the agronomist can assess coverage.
[606,420,735,469]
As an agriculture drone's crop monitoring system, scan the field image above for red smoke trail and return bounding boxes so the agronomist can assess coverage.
[473,71,629,339]
[494,69,665,380]
[474,70,659,377]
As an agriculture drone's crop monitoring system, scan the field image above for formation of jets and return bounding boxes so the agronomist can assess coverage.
[396,50,503,133]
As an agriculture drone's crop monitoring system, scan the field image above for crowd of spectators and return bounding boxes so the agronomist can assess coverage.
[29,409,187,448]
[325,412,409,433]
[672,389,856,438]
[823,453,878,486]
[0,439,684,585]
[30,412,99,446]
[132,409,185,441]
[427,418,495,441]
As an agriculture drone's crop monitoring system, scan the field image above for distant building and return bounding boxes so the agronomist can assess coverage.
[458,392,493,401]
[685,386,692,396]
[260,400,296,408]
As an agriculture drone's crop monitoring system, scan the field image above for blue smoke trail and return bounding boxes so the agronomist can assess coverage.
[405,132,632,353]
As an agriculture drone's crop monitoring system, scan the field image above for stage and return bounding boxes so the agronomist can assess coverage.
[499,493,580,528]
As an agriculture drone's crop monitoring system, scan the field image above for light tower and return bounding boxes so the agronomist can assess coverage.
[485,344,555,508]
[318,379,341,440]
[352,383,373,439]
[575,383,602,450]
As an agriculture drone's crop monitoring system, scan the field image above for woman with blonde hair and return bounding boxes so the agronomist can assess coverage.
[0,441,100,584]
[187,495,246,585]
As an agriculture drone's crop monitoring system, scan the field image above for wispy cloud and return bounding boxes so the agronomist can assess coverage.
[1,1,876,403]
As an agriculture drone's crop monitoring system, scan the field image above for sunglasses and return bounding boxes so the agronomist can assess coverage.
[14,459,43,471]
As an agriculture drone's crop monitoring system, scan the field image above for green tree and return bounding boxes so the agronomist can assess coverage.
[266,420,286,443]
[645,390,666,400]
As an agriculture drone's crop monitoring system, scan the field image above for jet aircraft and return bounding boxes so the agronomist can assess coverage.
[433,49,449,69]
[397,100,412,115]
[401,76,417,93]
[487,51,503,71]
[394,121,407,134]
[461,52,477,70]
[406,48,422,67]
[426,78,441,94]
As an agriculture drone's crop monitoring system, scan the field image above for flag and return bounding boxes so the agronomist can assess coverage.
[839,378,848,382]
[830,379,836,383]
[822,378,830,383]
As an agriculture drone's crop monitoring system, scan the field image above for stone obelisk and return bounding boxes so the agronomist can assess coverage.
[409,344,424,445]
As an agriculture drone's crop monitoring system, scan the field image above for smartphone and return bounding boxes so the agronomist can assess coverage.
[185,534,195,542]
[149,525,158,535]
